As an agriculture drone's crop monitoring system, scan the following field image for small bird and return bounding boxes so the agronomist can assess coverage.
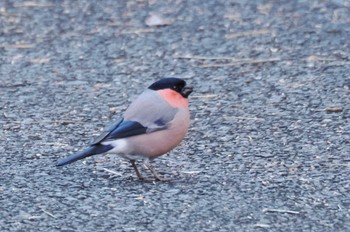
[56,77,193,181]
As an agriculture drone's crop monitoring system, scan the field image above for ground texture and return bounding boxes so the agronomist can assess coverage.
[1,0,350,231]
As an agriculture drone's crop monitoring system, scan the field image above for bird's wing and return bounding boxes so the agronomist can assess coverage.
[91,90,178,145]
[90,118,123,145]
[90,116,170,145]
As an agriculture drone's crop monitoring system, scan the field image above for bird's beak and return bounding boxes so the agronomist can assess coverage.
[181,86,193,98]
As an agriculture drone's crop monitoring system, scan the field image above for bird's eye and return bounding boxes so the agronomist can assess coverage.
[172,84,184,92]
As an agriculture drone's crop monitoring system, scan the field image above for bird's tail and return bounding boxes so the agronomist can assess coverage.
[56,144,113,166]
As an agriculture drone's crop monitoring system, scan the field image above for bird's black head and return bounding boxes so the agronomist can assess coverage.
[148,77,193,98]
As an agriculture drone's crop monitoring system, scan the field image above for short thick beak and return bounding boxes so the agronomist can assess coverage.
[181,86,193,98]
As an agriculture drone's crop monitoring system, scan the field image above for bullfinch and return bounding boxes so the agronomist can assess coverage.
[56,77,193,181]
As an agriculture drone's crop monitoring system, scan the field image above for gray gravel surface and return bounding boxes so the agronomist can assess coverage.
[1,0,350,231]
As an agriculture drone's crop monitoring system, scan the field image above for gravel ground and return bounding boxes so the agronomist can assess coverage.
[1,0,350,231]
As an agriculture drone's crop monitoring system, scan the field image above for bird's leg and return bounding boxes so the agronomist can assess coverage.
[143,159,163,181]
[130,160,143,180]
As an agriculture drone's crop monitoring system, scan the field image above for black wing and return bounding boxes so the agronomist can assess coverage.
[91,118,167,145]
[90,118,123,145]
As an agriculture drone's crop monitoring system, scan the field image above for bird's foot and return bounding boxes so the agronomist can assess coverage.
[143,160,167,181]
[131,160,168,181]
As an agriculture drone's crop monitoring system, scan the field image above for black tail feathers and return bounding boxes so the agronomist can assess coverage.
[56,144,113,166]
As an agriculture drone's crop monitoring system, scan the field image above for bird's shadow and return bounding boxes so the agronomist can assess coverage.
[104,170,197,186]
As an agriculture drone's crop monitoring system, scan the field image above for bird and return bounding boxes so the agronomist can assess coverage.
[56,77,193,181]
